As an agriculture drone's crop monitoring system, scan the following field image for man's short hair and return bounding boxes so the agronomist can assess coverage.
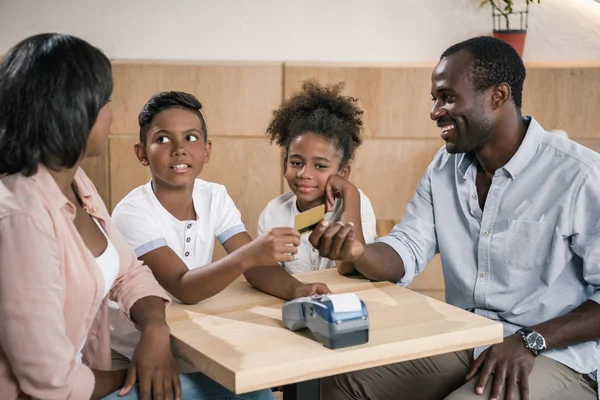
[441,36,526,111]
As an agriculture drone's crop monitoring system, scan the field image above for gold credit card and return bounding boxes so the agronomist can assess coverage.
[294,204,325,234]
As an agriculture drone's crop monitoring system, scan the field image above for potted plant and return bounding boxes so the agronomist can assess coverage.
[480,0,541,57]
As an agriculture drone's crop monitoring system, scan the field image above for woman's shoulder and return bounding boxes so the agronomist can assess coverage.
[0,169,57,232]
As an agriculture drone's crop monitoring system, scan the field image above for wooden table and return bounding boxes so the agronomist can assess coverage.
[166,270,503,399]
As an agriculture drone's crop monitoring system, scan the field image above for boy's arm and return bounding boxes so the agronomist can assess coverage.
[139,242,245,305]
[227,233,331,300]
[139,229,330,304]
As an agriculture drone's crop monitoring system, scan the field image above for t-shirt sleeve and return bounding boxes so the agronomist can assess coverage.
[257,206,268,236]
[359,190,377,244]
[112,200,167,258]
[213,185,246,244]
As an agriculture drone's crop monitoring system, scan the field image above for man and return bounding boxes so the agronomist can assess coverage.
[310,36,600,400]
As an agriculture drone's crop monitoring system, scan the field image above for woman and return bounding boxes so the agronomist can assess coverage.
[0,33,273,400]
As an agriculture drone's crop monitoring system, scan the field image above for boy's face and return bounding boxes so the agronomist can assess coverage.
[284,132,348,211]
[135,108,211,189]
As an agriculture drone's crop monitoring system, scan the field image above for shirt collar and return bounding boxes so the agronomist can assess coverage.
[501,116,544,179]
[31,165,99,219]
[457,152,477,178]
[73,167,99,214]
[30,164,75,217]
[455,116,544,180]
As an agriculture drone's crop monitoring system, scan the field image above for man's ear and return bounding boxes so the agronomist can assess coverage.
[134,142,149,166]
[491,82,512,110]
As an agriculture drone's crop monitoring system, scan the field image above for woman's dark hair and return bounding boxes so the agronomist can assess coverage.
[138,91,207,144]
[266,80,364,167]
[0,33,113,176]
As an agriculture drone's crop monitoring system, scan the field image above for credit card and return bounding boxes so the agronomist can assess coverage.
[294,204,325,234]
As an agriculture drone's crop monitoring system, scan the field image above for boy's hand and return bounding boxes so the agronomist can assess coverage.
[325,175,359,213]
[293,282,332,298]
[309,221,364,262]
[242,228,301,268]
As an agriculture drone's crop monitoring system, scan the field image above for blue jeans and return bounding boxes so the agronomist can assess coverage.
[101,372,274,400]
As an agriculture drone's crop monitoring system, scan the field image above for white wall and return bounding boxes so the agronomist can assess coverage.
[1,0,599,62]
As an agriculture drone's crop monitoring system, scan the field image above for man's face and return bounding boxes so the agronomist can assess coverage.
[430,50,494,154]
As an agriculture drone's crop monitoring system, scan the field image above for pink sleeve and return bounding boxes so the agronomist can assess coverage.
[0,214,95,400]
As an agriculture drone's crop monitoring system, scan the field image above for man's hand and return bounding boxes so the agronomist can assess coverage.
[309,221,364,262]
[120,322,181,400]
[466,334,534,400]
[293,282,332,298]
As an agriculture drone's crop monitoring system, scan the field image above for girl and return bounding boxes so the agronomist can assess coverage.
[259,80,377,275]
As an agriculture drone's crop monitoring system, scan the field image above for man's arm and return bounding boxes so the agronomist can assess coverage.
[309,166,439,284]
[351,242,406,282]
[534,300,600,350]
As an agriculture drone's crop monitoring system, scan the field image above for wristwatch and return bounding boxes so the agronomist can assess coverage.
[517,328,546,356]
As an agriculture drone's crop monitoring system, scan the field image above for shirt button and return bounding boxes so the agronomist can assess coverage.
[471,194,476,199]
[186,237,191,243]
[482,231,488,236]
[185,251,190,257]
[480,272,486,278]
[187,224,192,229]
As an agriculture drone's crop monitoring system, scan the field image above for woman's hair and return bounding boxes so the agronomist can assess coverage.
[0,33,113,176]
[138,91,207,144]
[266,80,364,167]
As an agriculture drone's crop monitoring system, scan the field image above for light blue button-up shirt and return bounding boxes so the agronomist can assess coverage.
[379,116,600,382]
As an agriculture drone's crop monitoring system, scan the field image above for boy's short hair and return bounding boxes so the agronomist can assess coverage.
[266,80,364,167]
[138,91,207,144]
[0,33,113,176]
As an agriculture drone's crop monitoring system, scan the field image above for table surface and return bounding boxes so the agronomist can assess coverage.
[166,269,503,394]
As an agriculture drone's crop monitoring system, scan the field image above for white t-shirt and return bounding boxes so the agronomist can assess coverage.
[258,190,376,274]
[77,217,120,364]
[110,179,246,358]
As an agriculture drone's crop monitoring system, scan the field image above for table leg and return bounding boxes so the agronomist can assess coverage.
[282,379,320,400]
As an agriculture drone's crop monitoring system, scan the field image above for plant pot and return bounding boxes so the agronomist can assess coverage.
[493,30,527,58]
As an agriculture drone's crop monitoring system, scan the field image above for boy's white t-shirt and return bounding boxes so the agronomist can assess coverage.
[257,190,376,274]
[110,179,246,358]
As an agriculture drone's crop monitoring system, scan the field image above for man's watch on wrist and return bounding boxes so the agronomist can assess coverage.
[517,328,546,356]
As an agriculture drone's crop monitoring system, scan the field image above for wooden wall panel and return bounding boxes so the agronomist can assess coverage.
[80,151,109,206]
[111,63,283,136]
[201,137,282,238]
[108,136,151,209]
[351,139,442,220]
[574,138,600,154]
[523,67,600,139]
[351,138,445,295]
[284,65,439,139]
